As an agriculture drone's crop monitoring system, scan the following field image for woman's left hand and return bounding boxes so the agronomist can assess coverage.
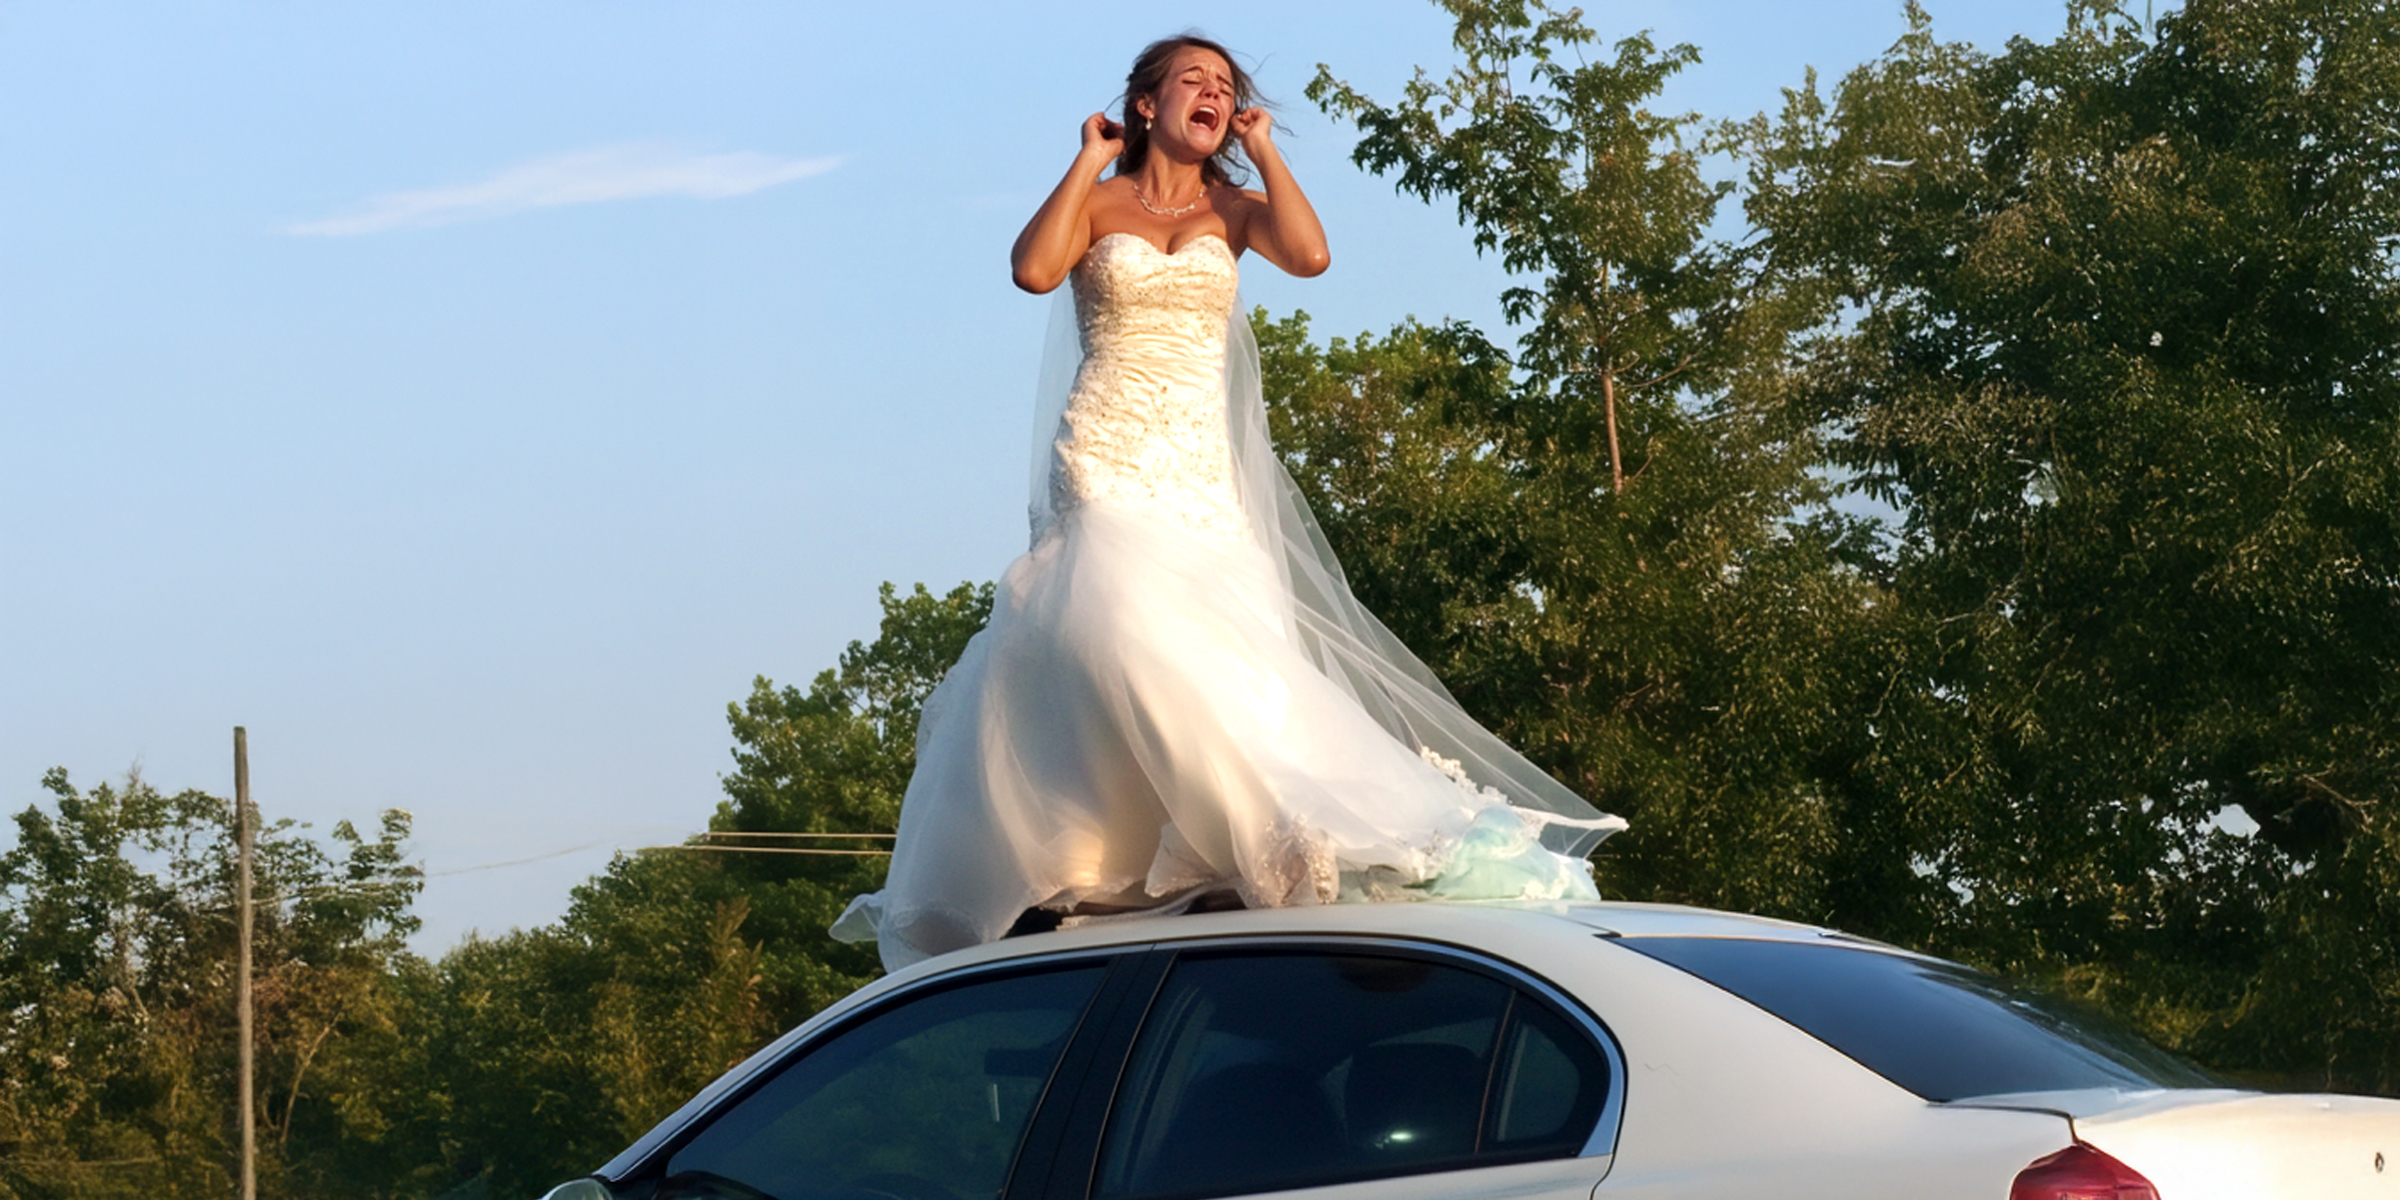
[1223,106,1327,278]
[1231,108,1275,159]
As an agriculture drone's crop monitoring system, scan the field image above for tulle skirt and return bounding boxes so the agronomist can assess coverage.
[836,501,1604,971]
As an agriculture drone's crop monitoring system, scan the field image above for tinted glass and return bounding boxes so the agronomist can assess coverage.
[660,965,1106,1200]
[1097,951,1606,1200]
[1488,999,1607,1153]
[1617,937,2212,1101]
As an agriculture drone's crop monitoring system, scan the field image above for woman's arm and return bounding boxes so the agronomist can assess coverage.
[1229,111,1330,277]
[1011,114,1122,294]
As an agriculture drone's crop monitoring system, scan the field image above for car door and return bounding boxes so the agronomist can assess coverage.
[1046,939,1623,1200]
[622,949,1137,1200]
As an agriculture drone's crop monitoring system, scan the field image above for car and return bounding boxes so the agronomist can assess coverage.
[541,899,2400,1200]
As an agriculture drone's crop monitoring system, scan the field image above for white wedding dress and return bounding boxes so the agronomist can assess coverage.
[835,232,1626,971]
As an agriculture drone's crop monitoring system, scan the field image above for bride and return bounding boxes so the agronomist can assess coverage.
[836,35,1625,971]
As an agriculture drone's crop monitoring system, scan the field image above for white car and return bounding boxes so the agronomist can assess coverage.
[544,900,2400,1200]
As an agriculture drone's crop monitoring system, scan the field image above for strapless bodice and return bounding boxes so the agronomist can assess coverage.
[1047,233,1246,540]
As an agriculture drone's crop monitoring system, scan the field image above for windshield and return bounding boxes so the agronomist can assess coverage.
[1614,936,2212,1101]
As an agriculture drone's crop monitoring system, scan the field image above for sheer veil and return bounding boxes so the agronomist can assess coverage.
[1029,289,1627,860]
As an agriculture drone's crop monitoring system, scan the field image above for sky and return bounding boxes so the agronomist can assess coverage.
[1,0,2092,953]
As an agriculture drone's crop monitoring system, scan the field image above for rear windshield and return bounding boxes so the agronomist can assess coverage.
[1615,936,2211,1101]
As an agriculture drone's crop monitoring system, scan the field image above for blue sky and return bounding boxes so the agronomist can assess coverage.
[2,1,2089,952]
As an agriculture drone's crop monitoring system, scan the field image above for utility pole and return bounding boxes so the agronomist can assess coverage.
[234,727,255,1200]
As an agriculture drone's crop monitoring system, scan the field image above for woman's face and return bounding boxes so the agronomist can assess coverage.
[1140,47,1236,161]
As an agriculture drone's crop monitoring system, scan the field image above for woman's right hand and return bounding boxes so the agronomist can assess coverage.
[1015,114,1119,292]
[1080,112,1125,160]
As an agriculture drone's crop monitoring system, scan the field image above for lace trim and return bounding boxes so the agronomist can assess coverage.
[1418,747,1511,804]
[1242,813,1343,907]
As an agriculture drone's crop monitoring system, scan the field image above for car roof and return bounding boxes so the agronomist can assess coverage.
[1541,900,1867,941]
[881,897,1893,986]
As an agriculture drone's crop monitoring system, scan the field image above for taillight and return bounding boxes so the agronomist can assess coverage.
[2010,1143,2160,1200]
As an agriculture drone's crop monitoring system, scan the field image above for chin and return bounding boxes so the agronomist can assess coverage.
[1176,119,1227,158]
[1156,137,1214,162]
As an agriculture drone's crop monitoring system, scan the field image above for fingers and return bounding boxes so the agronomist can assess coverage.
[1082,112,1126,149]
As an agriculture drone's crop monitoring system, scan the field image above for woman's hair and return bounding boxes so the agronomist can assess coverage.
[1115,34,1267,188]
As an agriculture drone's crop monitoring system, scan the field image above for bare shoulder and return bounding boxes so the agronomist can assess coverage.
[1086,176,1141,218]
[1222,186,1271,215]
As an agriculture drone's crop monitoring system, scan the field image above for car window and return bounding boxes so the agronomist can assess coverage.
[1614,937,2214,1101]
[659,964,1108,1200]
[1487,997,1603,1152]
[1096,950,1609,1200]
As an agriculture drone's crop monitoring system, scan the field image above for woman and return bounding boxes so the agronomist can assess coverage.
[835,36,1624,971]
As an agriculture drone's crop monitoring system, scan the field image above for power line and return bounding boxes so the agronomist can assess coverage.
[650,844,892,857]
[694,831,894,840]
[425,841,612,877]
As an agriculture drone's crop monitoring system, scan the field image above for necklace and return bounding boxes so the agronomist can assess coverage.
[1134,182,1206,218]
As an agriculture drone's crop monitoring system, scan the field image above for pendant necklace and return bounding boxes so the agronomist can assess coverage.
[1135,182,1206,218]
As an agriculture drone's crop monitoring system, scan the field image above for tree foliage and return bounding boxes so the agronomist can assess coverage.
[0,585,995,1199]
[415,579,992,1196]
[1303,1,1898,917]
[0,769,422,1199]
[1292,0,2400,1093]
[1740,0,2400,1089]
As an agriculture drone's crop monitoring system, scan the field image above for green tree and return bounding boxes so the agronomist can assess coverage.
[0,769,423,1199]
[713,580,994,1015]
[416,580,993,1198]
[1303,1,1896,917]
[1741,0,2400,1088]
[413,861,773,1199]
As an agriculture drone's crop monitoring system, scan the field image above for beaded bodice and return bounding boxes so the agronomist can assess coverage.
[1048,232,1245,540]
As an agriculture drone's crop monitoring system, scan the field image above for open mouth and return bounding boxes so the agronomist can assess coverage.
[1191,105,1221,133]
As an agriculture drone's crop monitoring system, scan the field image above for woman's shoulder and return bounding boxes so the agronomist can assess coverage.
[1083,176,1143,224]
[1089,175,1143,205]
[1210,186,1268,250]
[1214,183,1269,209]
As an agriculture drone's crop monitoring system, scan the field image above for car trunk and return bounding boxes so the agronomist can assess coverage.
[1951,1089,2400,1199]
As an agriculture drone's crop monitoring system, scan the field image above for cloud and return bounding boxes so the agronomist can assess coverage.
[287,143,841,236]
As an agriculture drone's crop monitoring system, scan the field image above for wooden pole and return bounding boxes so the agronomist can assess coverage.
[234,727,255,1200]
[1601,367,1625,495]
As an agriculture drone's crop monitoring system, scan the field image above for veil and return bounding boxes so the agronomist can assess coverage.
[1029,289,1627,860]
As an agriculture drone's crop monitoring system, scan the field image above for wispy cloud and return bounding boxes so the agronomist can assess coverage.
[288,143,842,236]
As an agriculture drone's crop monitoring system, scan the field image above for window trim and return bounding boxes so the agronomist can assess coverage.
[1046,934,1626,1200]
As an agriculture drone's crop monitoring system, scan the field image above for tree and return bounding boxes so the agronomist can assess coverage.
[714,580,994,1015]
[0,769,423,1199]
[413,859,773,1200]
[414,580,995,1198]
[1741,0,2400,1089]
[1303,1,1897,917]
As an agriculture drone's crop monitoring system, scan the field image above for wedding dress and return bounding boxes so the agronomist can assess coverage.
[835,232,1626,971]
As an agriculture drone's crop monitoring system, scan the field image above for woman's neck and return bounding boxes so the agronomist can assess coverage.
[1133,156,1208,207]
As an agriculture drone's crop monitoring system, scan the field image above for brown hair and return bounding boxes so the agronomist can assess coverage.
[1116,34,1267,188]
